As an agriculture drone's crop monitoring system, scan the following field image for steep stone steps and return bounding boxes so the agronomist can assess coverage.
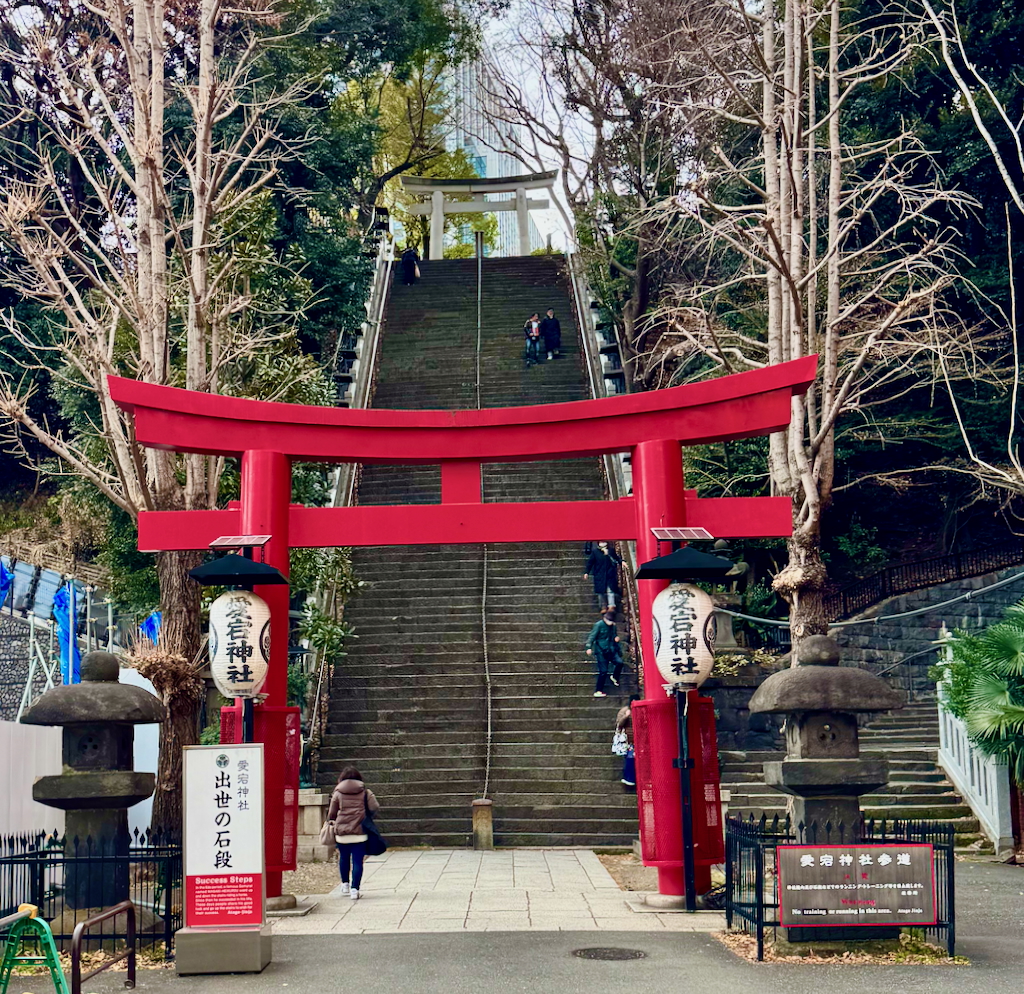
[321,255,637,847]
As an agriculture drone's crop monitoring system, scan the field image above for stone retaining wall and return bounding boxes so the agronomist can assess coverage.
[832,566,1024,699]
[0,613,32,720]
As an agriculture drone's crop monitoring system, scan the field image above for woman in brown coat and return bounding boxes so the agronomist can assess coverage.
[327,766,381,900]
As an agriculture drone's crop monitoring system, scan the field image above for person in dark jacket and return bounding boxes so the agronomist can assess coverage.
[540,308,561,359]
[400,246,420,285]
[584,540,621,610]
[586,610,622,697]
[523,313,543,366]
[327,766,381,900]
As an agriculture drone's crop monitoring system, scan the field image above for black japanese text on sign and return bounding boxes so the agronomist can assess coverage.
[777,843,936,928]
[668,586,700,677]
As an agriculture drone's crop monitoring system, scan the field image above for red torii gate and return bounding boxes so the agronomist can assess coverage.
[109,354,816,899]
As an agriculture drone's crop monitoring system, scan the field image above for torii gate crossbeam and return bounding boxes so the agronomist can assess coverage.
[109,355,816,900]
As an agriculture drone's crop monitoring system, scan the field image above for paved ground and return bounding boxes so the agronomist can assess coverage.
[276,848,725,934]
[10,853,1024,993]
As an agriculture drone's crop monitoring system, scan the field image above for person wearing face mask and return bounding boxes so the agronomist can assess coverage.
[584,540,622,611]
[586,609,623,697]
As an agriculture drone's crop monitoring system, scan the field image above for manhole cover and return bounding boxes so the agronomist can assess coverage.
[572,947,648,961]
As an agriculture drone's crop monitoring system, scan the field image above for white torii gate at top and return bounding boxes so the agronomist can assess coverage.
[400,171,557,258]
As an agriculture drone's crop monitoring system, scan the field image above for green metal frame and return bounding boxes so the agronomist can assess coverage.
[0,909,69,994]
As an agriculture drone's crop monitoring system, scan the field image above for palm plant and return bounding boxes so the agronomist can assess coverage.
[939,600,1024,782]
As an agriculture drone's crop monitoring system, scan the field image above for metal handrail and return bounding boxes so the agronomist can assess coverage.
[330,233,394,511]
[70,900,136,994]
[308,234,393,767]
[566,250,644,687]
[824,539,1024,620]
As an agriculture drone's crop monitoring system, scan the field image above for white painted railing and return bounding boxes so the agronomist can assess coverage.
[937,702,1014,852]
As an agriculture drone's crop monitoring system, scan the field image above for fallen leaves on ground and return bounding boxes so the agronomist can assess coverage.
[715,930,969,965]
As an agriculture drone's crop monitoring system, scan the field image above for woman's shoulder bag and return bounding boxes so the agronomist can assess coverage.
[362,792,388,857]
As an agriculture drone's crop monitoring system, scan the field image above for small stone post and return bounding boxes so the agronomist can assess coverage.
[472,799,494,850]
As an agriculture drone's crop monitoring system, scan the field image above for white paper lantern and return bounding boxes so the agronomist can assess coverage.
[209,590,271,699]
[651,583,717,688]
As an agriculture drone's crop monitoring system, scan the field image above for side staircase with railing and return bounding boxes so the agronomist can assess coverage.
[722,701,996,852]
[825,541,1024,620]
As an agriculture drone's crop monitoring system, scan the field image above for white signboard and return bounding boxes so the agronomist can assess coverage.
[184,744,265,928]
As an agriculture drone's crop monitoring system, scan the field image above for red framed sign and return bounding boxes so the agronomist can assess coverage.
[777,843,936,928]
[184,744,265,929]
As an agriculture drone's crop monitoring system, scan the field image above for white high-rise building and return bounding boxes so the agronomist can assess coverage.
[446,62,546,257]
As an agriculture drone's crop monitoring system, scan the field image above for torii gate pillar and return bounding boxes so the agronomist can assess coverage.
[235,451,294,900]
[632,439,708,896]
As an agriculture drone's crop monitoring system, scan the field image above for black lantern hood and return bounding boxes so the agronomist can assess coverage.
[188,553,288,586]
[634,546,735,580]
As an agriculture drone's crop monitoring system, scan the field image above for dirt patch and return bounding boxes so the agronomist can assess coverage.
[715,930,969,965]
[12,946,172,976]
[283,857,340,896]
[596,852,660,891]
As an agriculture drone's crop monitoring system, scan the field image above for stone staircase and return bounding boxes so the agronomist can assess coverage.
[319,256,640,846]
[722,700,990,849]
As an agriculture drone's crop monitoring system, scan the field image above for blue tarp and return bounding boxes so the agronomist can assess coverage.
[53,583,82,684]
[0,559,12,608]
[139,610,162,644]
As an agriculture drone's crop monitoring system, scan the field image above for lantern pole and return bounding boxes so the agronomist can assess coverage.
[242,697,255,744]
[240,546,256,745]
[674,686,697,912]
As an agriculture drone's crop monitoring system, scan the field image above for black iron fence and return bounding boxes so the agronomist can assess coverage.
[725,814,955,961]
[0,830,181,958]
[824,542,1024,620]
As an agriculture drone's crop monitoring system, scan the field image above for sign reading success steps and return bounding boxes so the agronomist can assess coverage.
[777,843,936,928]
[184,745,265,928]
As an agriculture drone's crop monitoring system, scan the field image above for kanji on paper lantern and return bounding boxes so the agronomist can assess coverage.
[209,590,271,699]
[651,583,717,688]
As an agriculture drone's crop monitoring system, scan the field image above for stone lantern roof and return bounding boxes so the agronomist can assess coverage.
[21,651,166,727]
[749,635,903,715]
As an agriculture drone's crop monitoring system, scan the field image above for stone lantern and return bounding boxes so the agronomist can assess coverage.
[748,635,903,834]
[21,651,166,911]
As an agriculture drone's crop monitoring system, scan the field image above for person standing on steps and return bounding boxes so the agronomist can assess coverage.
[523,312,543,366]
[587,609,623,697]
[327,765,381,900]
[584,540,622,611]
[615,696,638,787]
[400,245,420,286]
[540,307,561,360]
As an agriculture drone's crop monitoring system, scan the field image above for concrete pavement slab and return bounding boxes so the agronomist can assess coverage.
[267,849,678,935]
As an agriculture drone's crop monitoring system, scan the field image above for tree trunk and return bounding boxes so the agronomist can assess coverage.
[140,548,208,840]
[1011,772,1024,859]
[773,534,829,651]
[156,548,205,662]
